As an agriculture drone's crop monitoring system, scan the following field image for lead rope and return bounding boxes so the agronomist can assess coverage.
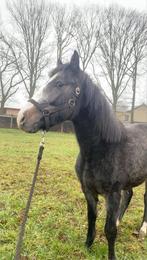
[14,131,46,260]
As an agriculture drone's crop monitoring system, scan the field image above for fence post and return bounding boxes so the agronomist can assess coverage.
[61,123,64,133]
[10,116,13,128]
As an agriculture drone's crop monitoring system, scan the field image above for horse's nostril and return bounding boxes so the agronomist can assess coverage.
[20,115,25,126]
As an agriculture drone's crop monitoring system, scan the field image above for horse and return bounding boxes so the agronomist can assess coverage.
[17,51,147,260]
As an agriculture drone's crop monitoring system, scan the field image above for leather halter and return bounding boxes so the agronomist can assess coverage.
[28,86,80,131]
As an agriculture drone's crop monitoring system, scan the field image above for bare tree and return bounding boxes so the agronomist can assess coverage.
[7,0,51,98]
[129,14,147,123]
[73,6,101,71]
[0,36,22,113]
[95,6,142,112]
[51,3,75,62]
[91,60,113,104]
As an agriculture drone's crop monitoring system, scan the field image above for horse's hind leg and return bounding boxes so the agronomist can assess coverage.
[84,191,98,248]
[116,189,133,226]
[139,181,147,239]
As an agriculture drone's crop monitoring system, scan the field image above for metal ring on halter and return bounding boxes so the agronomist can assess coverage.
[43,110,50,116]
[68,98,75,107]
[75,87,80,96]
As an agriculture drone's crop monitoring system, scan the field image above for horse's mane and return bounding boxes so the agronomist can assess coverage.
[82,74,127,143]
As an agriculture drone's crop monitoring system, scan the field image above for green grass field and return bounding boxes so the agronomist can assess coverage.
[0,128,147,260]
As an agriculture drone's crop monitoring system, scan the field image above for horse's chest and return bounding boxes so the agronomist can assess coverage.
[81,161,112,194]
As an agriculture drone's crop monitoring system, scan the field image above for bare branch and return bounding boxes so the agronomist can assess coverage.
[94,6,147,111]
[51,3,75,61]
[73,6,101,71]
[7,0,52,98]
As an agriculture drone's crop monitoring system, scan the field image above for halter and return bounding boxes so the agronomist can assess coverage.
[28,86,81,131]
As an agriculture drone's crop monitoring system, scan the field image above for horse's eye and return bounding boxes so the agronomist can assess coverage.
[56,81,63,88]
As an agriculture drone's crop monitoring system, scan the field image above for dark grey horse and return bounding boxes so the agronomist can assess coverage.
[17,51,147,260]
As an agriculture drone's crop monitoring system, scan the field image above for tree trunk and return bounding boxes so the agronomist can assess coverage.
[130,63,137,123]
[0,100,5,114]
[112,94,117,113]
[112,103,117,113]
[57,39,62,61]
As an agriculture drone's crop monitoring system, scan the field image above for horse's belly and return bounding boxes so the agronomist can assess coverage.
[124,170,147,189]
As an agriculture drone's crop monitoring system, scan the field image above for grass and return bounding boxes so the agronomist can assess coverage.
[0,128,147,259]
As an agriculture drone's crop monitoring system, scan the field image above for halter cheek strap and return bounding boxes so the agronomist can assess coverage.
[28,86,80,131]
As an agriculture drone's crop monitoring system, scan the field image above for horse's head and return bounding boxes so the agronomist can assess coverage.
[17,51,84,133]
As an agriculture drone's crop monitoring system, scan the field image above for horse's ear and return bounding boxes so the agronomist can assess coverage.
[57,58,62,66]
[70,50,79,73]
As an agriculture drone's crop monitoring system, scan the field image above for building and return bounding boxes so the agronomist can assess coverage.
[0,106,20,116]
[0,106,74,132]
[116,103,147,123]
[0,107,20,128]
[3,107,20,116]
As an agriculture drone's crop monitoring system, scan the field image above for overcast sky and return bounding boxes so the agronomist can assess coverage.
[1,0,147,26]
[63,0,147,11]
[1,0,147,107]
[1,0,147,17]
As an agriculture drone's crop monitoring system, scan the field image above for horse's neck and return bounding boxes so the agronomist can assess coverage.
[73,79,126,156]
[73,111,101,156]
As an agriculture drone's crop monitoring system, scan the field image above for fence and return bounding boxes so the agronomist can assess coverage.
[0,115,74,133]
[46,121,74,133]
[0,115,17,128]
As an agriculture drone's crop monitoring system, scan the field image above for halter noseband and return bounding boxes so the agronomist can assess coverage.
[28,86,80,131]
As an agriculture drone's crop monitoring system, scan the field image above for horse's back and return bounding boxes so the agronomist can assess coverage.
[125,123,147,148]
[126,123,147,134]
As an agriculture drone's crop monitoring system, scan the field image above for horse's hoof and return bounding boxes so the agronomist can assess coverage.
[139,222,147,239]
[85,240,93,248]
[139,229,147,239]
[108,255,116,260]
[116,218,120,227]
[85,231,96,248]
[139,230,146,239]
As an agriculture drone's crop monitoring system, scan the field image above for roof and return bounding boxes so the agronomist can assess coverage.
[127,103,147,112]
[5,107,20,111]
[117,103,147,113]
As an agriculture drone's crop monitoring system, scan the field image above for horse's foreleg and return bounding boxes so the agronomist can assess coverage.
[116,189,133,226]
[105,191,121,260]
[84,191,98,248]
[139,181,147,239]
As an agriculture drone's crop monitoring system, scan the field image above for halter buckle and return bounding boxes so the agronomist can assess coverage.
[43,110,50,116]
[68,98,75,107]
[75,87,80,96]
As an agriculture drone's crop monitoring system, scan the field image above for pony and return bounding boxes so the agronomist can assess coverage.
[17,51,147,260]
